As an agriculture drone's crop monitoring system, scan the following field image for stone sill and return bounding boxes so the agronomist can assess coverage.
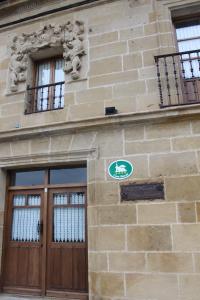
[0,103,200,142]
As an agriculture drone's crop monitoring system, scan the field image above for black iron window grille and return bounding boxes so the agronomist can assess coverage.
[155,49,200,108]
[26,81,65,114]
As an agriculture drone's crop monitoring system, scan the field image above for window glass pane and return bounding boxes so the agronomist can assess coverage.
[11,170,45,186]
[37,62,51,111]
[54,59,65,109]
[178,39,200,52]
[54,59,64,83]
[37,62,51,85]
[50,167,87,184]
[176,24,200,40]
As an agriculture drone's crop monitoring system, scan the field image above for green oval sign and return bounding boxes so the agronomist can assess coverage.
[108,160,133,180]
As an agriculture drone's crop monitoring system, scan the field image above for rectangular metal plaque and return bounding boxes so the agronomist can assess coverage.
[121,182,164,201]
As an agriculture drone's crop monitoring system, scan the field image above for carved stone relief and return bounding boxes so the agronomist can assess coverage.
[9,20,85,92]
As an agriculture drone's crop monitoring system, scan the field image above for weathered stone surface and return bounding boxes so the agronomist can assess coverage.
[90,226,125,251]
[89,56,122,76]
[11,140,29,156]
[89,70,138,87]
[138,203,176,224]
[165,176,200,201]
[89,31,118,47]
[123,53,143,70]
[127,225,172,251]
[179,275,200,300]
[125,139,170,155]
[128,36,158,52]
[96,129,123,158]
[93,182,119,205]
[113,81,146,97]
[68,102,104,120]
[124,125,145,141]
[120,26,144,40]
[76,87,112,103]
[194,253,200,273]
[98,204,136,225]
[178,203,196,223]
[50,135,72,152]
[172,224,200,251]
[147,253,193,273]
[146,121,191,139]
[172,136,200,151]
[149,152,198,177]
[126,274,178,299]
[30,137,50,154]
[70,131,96,150]
[196,202,200,222]
[90,42,127,60]
[0,143,11,157]
[109,252,145,272]
[99,273,124,297]
[88,253,108,272]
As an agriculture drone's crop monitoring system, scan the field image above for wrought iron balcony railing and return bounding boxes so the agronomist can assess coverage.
[155,50,200,108]
[25,81,65,114]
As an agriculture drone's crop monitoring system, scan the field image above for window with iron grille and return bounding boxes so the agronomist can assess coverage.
[26,57,65,114]
[155,17,200,108]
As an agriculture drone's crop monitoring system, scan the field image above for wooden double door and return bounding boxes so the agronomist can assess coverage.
[2,187,88,299]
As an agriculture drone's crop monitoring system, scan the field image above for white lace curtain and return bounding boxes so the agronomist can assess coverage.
[12,195,41,242]
[53,193,85,243]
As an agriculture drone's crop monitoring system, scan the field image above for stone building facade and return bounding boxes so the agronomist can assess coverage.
[0,0,199,299]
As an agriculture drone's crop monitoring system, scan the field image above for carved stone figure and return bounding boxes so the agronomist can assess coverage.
[9,51,28,92]
[63,36,85,80]
[8,21,85,92]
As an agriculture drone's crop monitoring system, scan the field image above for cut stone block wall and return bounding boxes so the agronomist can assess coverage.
[0,0,199,299]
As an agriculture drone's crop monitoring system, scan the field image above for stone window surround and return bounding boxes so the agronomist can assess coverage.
[8,20,86,99]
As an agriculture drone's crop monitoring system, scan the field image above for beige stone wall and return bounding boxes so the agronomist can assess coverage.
[0,0,199,300]
[0,117,199,299]
[0,0,178,129]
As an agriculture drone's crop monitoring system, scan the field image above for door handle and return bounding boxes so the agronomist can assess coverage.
[37,221,43,235]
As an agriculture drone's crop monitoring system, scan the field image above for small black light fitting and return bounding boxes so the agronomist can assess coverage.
[105,106,118,115]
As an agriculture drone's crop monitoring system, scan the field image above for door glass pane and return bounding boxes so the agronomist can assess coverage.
[12,195,41,242]
[54,193,68,205]
[71,192,85,204]
[11,170,45,186]
[53,207,85,243]
[53,193,85,243]
[13,195,26,206]
[50,167,87,184]
[28,195,41,206]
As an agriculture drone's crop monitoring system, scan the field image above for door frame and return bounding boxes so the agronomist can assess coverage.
[1,167,88,298]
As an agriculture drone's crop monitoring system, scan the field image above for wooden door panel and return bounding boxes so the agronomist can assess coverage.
[46,188,88,295]
[3,186,88,298]
[47,247,73,290]
[73,247,87,291]
[27,246,41,287]
[3,190,43,292]
[16,247,29,286]
[3,246,18,286]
